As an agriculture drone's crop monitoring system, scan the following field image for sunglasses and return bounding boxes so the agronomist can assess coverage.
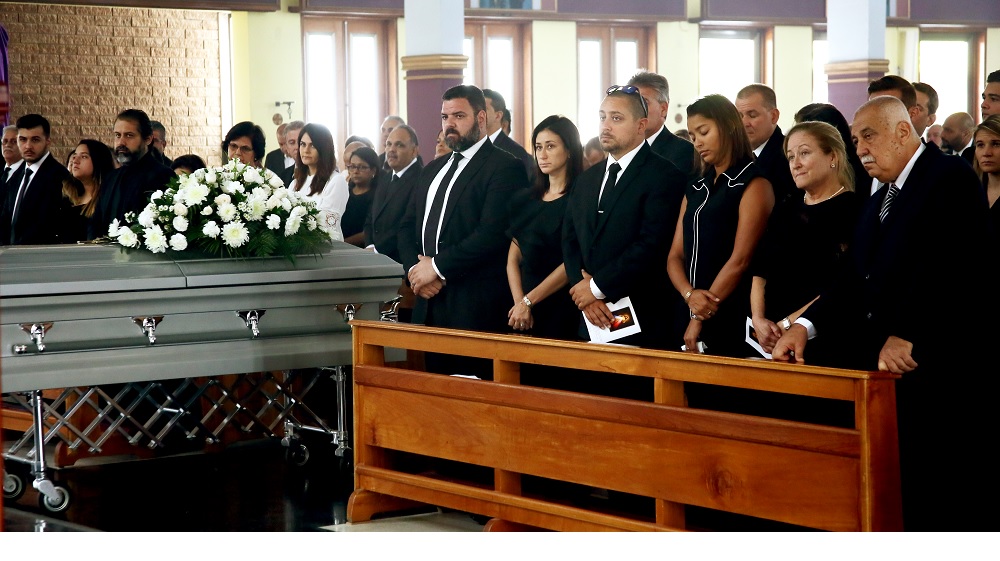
[606,85,649,117]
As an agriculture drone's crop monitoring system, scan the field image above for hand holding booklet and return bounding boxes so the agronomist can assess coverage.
[585,296,641,343]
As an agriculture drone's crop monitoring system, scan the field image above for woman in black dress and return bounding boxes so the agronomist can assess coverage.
[59,139,115,243]
[341,146,379,247]
[750,121,856,364]
[666,95,774,357]
[506,115,583,340]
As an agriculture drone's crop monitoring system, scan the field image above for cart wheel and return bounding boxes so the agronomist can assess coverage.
[39,485,71,513]
[3,472,25,502]
[286,443,310,466]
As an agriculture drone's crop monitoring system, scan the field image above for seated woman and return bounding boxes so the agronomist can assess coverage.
[750,121,857,363]
[289,123,349,242]
[973,115,1000,244]
[341,136,374,181]
[506,115,582,341]
[170,154,207,175]
[342,146,379,247]
[59,139,115,242]
[666,94,774,357]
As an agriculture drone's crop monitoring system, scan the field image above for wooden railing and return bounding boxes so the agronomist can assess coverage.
[347,320,902,531]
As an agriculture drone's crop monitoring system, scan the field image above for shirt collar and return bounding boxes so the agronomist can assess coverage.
[488,129,502,144]
[645,125,665,147]
[393,158,417,178]
[753,137,768,158]
[24,152,50,172]
[459,132,490,161]
[606,140,644,176]
[892,142,926,190]
[6,159,23,172]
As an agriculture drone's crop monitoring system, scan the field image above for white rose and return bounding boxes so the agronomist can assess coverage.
[172,203,188,216]
[143,226,167,253]
[251,186,270,199]
[201,206,213,216]
[117,228,139,248]
[266,214,281,230]
[280,198,292,211]
[138,208,156,228]
[205,170,217,184]
[268,172,285,188]
[203,221,221,238]
[221,221,250,248]
[169,233,188,251]
[214,194,231,206]
[173,216,189,232]
[218,203,238,222]
[243,167,263,185]
[150,190,164,201]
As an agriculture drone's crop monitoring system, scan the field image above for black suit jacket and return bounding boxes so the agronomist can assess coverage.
[278,164,296,188]
[493,131,535,184]
[364,160,423,263]
[562,142,687,348]
[264,149,287,177]
[755,126,798,204]
[960,144,975,165]
[649,126,696,181]
[399,139,528,331]
[90,152,174,239]
[2,153,71,245]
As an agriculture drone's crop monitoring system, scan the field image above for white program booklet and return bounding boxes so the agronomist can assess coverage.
[745,316,772,359]
[585,296,641,343]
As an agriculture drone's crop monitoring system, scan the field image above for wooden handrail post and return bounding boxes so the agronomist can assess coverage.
[494,359,522,497]
[654,377,686,528]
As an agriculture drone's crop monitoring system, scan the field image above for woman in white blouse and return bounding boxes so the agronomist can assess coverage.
[289,123,349,241]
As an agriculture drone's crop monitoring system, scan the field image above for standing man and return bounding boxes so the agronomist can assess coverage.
[149,120,172,167]
[377,115,405,170]
[627,70,696,179]
[563,86,686,350]
[399,84,528,370]
[982,69,1000,121]
[911,82,939,138]
[90,109,174,239]
[2,124,22,188]
[264,122,289,177]
[773,96,995,530]
[279,120,305,186]
[735,84,796,204]
[1,114,70,245]
[940,112,976,163]
[483,89,535,183]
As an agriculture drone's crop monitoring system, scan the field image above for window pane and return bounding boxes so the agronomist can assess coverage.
[306,33,337,132]
[487,37,514,109]
[919,40,969,121]
[614,39,639,85]
[813,39,829,103]
[463,37,475,85]
[349,33,380,148]
[699,37,756,101]
[578,39,603,143]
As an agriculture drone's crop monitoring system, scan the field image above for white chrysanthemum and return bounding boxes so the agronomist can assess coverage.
[284,215,302,237]
[243,197,267,221]
[266,214,281,230]
[118,228,139,248]
[221,221,250,247]
[169,233,188,251]
[251,186,270,199]
[280,198,292,211]
[172,203,188,216]
[138,208,156,228]
[173,216,189,232]
[222,180,245,194]
[203,221,221,238]
[143,226,167,253]
[201,206,213,216]
[243,167,263,184]
[214,193,231,206]
[217,203,238,222]
[268,172,285,188]
[150,190,163,201]
[179,181,210,206]
[306,216,317,231]
[108,218,121,237]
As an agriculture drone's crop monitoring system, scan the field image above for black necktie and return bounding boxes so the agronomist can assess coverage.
[599,162,621,212]
[879,182,899,222]
[12,168,33,222]
[391,173,398,184]
[423,153,464,257]
[2,166,10,184]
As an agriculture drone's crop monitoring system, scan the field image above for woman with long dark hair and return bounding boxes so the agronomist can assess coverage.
[505,115,583,340]
[60,139,115,242]
[290,123,349,241]
[666,95,774,356]
[342,145,379,247]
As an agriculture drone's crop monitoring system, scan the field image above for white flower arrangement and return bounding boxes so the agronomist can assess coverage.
[110,159,334,260]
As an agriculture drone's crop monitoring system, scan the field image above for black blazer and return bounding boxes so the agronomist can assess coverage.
[264,148,287,177]
[278,164,296,188]
[562,142,687,348]
[399,139,528,331]
[493,131,535,184]
[2,153,71,245]
[90,152,174,239]
[755,126,798,204]
[960,145,975,165]
[649,126,696,181]
[364,160,423,263]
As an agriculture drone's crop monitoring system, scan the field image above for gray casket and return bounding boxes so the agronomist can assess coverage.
[0,243,404,393]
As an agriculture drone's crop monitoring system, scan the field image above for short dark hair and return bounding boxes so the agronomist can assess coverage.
[868,75,916,109]
[392,124,419,146]
[223,121,266,162]
[628,70,670,103]
[482,89,507,114]
[345,135,374,150]
[987,70,1000,84]
[442,84,487,116]
[501,108,511,126]
[116,109,153,139]
[736,84,777,110]
[150,120,167,139]
[171,154,207,173]
[16,113,51,137]
[912,82,939,116]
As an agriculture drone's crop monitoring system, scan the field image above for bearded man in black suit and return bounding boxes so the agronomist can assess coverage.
[773,96,996,531]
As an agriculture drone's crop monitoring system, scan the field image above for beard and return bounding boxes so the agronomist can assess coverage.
[444,125,481,152]
[115,145,140,166]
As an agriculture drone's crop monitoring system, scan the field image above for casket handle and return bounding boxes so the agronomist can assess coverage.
[337,303,363,323]
[17,322,53,353]
[380,295,403,323]
[237,310,266,338]
[132,316,163,345]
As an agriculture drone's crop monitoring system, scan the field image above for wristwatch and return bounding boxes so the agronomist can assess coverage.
[780,317,792,330]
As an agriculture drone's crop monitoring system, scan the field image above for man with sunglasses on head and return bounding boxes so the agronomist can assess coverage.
[736,84,796,205]
[563,85,686,359]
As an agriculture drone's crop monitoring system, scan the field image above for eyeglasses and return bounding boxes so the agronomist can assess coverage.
[347,164,371,172]
[606,85,648,117]
[228,142,253,154]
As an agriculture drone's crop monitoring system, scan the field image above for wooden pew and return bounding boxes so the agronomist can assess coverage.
[347,320,902,531]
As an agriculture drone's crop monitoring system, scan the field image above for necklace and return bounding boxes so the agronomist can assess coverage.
[807,185,845,205]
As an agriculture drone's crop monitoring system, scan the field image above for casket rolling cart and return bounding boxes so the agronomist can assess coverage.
[0,243,403,512]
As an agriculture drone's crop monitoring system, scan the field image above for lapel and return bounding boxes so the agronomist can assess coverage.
[593,142,649,238]
[581,157,606,238]
[415,156,449,221]
[439,140,492,235]
[372,169,396,220]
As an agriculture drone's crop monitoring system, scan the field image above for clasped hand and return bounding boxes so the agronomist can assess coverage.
[751,316,782,353]
[569,270,612,328]
[408,255,443,299]
[687,289,720,320]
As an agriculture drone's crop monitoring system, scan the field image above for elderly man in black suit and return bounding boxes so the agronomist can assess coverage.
[2,124,22,187]
[773,96,996,531]
[1,114,71,245]
[627,70,696,180]
[483,89,535,184]
[736,84,796,204]
[563,85,686,350]
[400,85,528,377]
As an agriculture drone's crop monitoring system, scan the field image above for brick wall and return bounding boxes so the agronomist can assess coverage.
[0,2,224,166]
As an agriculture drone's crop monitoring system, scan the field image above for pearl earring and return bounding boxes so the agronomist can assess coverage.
[830,162,836,168]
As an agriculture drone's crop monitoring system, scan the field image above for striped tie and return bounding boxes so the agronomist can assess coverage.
[879,182,899,222]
